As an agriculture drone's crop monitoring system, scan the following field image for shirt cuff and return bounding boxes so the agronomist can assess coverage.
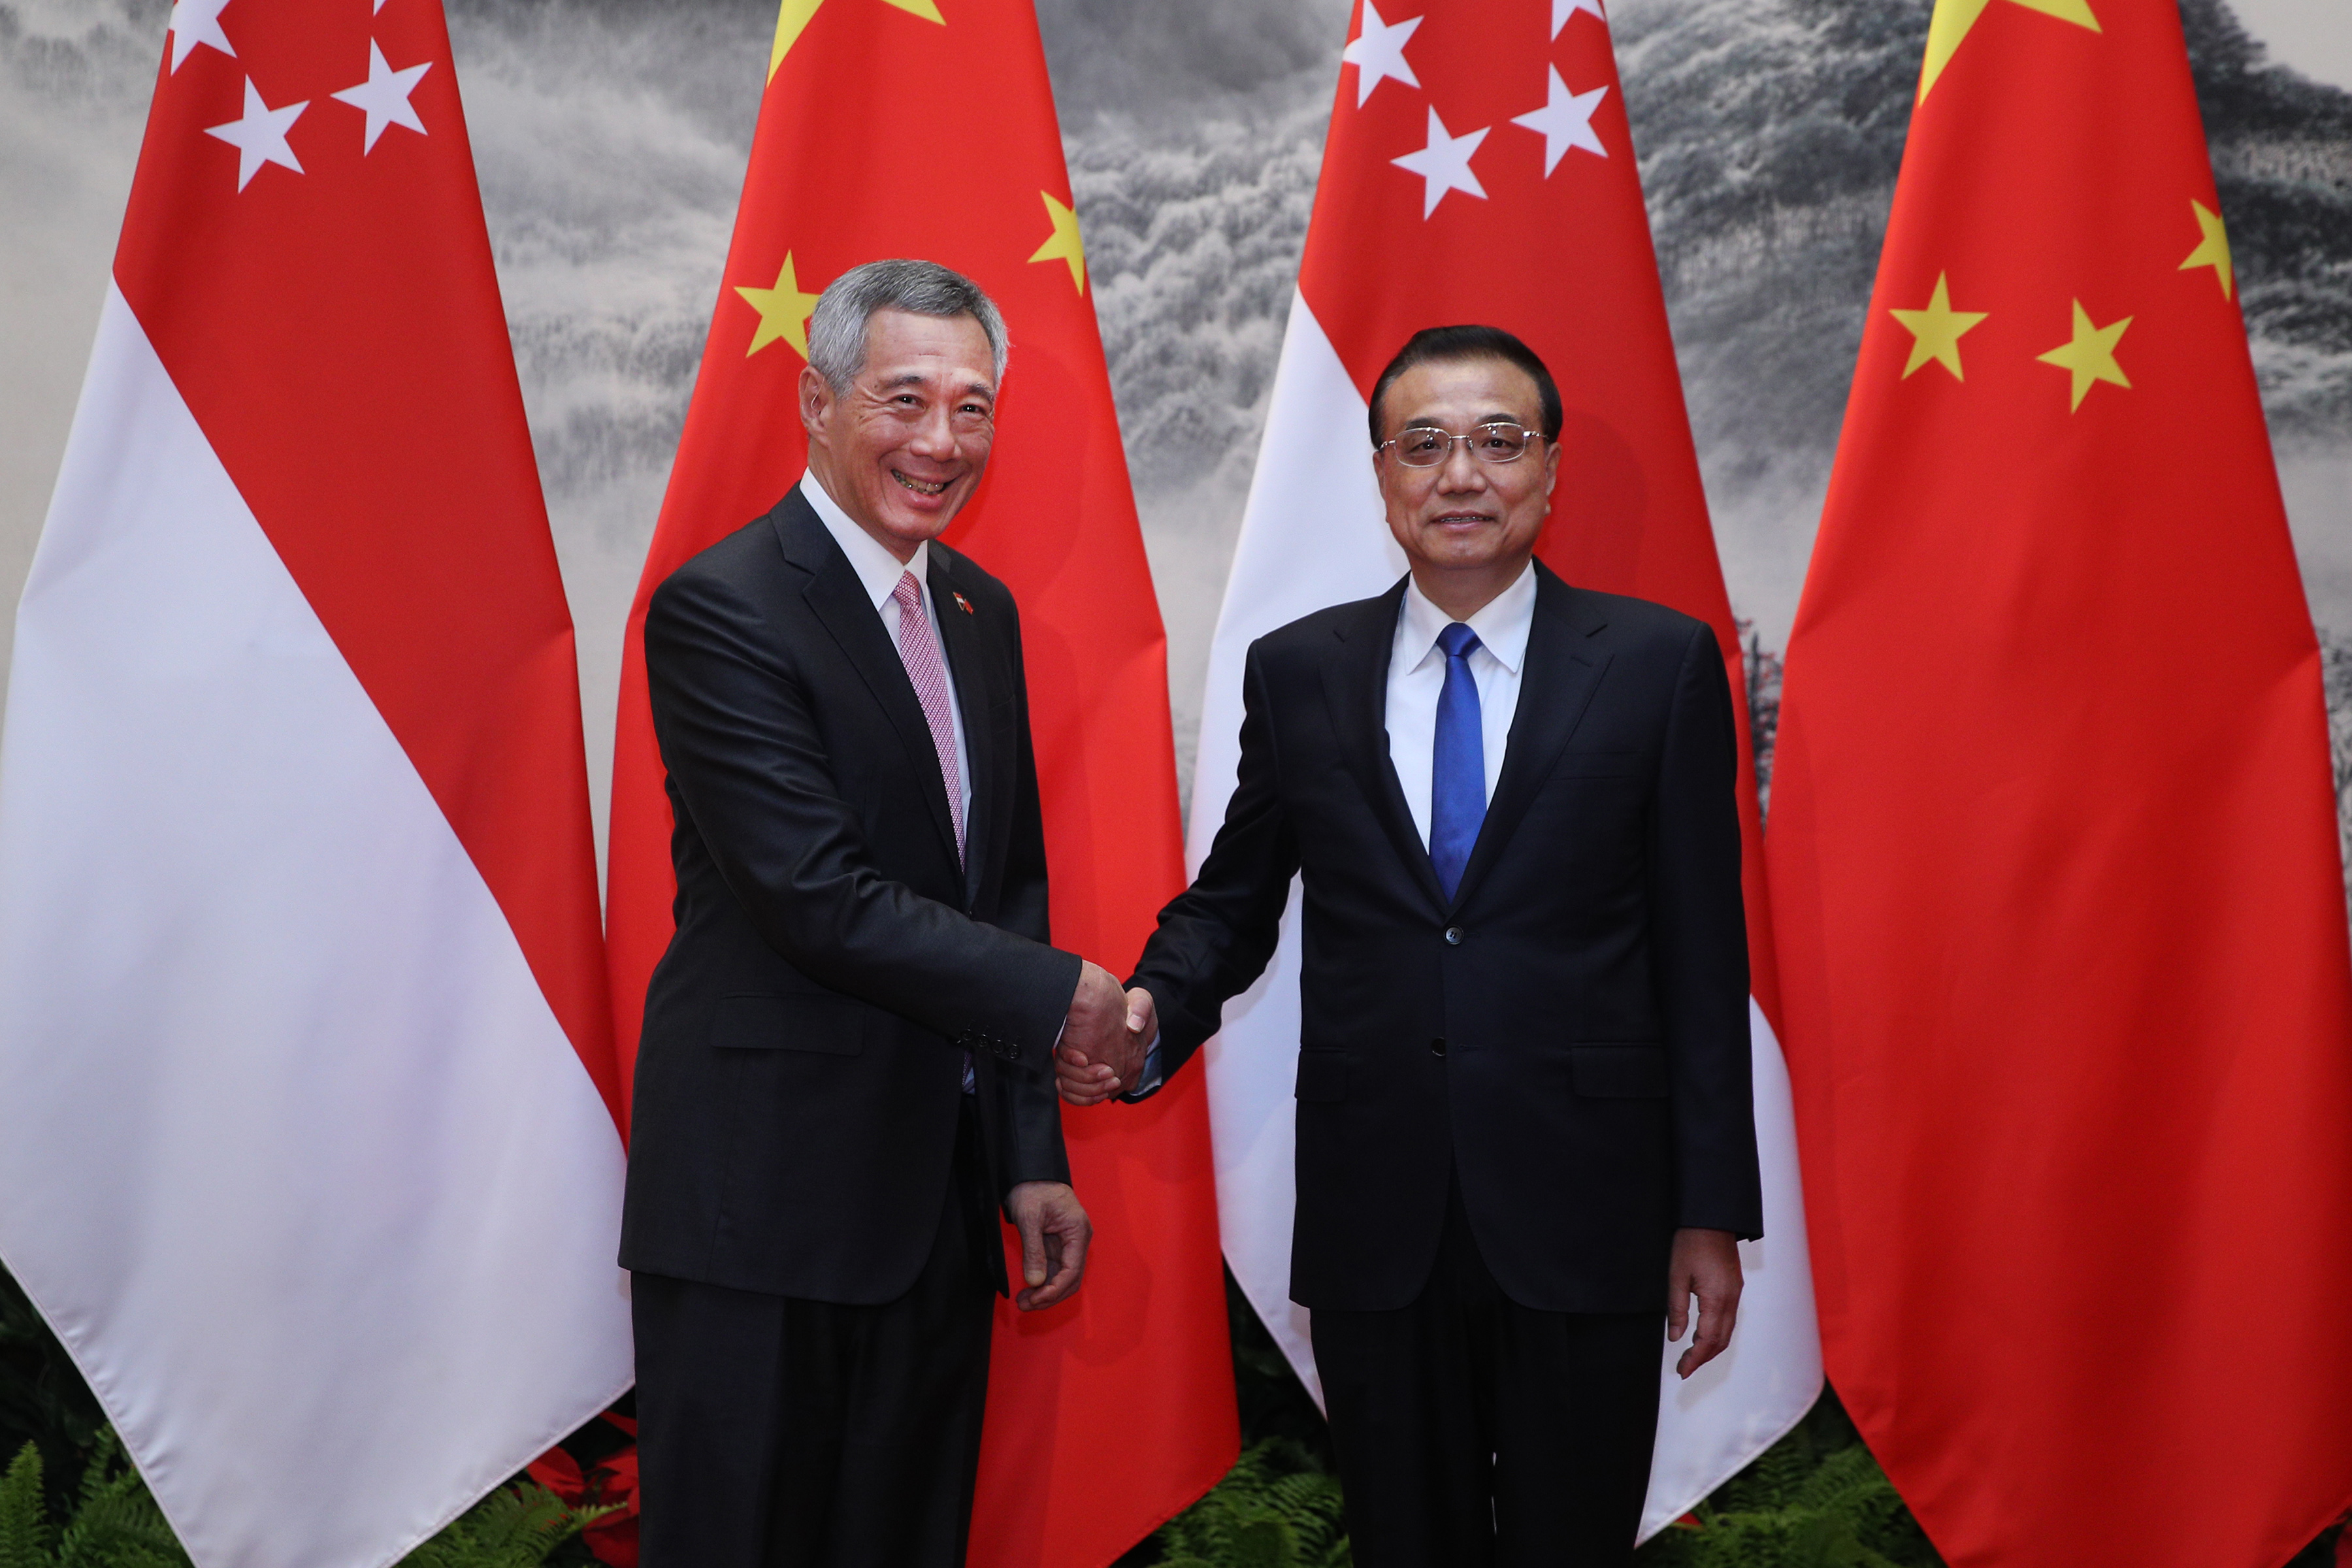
[1128,1035,1166,1098]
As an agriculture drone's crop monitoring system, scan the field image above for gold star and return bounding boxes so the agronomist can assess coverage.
[771,0,943,82]
[2034,299,2132,411]
[735,253,823,359]
[2179,199,2233,300]
[1889,271,1990,381]
[1026,191,1086,295]
[1919,0,2100,103]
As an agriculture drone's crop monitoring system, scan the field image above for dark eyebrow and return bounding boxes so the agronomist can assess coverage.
[875,372,994,401]
[1398,414,1522,431]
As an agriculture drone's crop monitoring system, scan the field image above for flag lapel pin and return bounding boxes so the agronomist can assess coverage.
[953,592,975,616]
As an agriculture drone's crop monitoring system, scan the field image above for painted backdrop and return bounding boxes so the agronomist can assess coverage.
[5,0,2347,849]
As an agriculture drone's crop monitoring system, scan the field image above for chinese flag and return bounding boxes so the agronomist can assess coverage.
[602,0,1236,1560]
[1767,0,2352,1563]
[1188,0,1820,1535]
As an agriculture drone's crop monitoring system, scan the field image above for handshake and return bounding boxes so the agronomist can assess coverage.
[1053,962,1158,1107]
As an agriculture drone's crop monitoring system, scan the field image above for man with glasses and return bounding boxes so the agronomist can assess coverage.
[1062,325,1761,1565]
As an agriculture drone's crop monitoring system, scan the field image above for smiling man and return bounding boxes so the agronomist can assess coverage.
[1062,325,1763,1565]
[623,259,1136,1567]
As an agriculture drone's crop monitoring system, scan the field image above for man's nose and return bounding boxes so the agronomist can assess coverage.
[1435,440,1488,491]
[909,402,958,455]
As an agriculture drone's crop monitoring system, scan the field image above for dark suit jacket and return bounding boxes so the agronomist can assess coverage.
[619,489,1081,1305]
[1130,563,1762,1314]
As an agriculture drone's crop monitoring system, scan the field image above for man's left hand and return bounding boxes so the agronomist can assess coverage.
[1005,1181,1090,1311]
[1667,1227,1743,1379]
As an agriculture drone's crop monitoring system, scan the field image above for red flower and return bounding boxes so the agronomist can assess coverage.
[523,1448,587,1505]
[582,1445,641,1568]
[525,1413,641,1567]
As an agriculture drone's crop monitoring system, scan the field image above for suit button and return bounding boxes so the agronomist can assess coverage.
[1444,926,1462,945]
[1431,1037,1446,1057]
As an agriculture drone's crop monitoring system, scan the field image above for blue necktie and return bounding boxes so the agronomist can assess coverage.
[1430,622,1485,901]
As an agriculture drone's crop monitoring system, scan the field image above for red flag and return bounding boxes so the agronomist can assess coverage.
[0,0,630,1560]
[1767,0,2352,1562]
[1187,0,1819,1531]
[602,1,1235,1560]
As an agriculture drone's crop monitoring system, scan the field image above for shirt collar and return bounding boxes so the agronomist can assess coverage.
[800,470,929,613]
[1397,561,1537,676]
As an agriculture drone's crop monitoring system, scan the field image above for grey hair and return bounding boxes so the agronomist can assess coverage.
[805,259,1009,393]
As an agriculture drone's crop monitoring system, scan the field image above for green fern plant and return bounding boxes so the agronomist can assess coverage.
[0,1433,190,1568]
[0,1429,609,1568]
[1153,1439,1350,1568]
[1635,1406,1942,1568]
[396,1483,613,1568]
[1,1443,52,1568]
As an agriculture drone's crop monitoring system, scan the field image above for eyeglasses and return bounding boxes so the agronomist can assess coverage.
[1375,422,1544,467]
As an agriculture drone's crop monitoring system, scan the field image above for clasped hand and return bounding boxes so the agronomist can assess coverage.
[1053,962,1154,1107]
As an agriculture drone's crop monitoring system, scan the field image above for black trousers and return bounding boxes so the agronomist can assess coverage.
[632,1102,1000,1568]
[1311,1176,1664,1568]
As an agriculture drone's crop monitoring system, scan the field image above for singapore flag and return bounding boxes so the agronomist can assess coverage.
[0,0,630,1564]
[1194,0,1823,1537]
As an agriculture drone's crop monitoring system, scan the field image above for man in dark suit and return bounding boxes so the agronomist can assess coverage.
[1062,325,1763,1565]
[623,259,1137,1567]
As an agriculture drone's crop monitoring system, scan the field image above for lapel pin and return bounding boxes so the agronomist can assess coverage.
[953,592,975,616]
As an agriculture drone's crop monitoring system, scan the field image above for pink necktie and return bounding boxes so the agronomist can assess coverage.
[892,570,964,864]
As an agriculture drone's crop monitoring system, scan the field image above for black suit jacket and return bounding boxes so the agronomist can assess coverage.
[619,490,1081,1305]
[1130,563,1762,1314]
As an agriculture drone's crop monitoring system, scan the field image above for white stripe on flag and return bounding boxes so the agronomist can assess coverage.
[0,284,631,1568]
[1196,294,1398,1406]
[1192,293,1821,1538]
[1643,1001,1821,1536]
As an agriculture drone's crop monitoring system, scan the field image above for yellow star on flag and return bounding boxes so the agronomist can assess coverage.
[736,253,823,359]
[2035,299,2132,411]
[1919,0,2100,102]
[770,0,943,81]
[1028,191,1086,295]
[2179,199,2233,300]
[1889,271,1990,381]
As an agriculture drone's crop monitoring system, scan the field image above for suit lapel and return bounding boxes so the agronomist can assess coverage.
[1448,564,1612,912]
[1318,580,1449,915]
[928,551,997,909]
[769,497,962,872]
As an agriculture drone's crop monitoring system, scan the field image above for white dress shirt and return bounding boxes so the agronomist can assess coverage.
[1386,562,1537,845]
[799,470,972,824]
[1130,563,1538,1098]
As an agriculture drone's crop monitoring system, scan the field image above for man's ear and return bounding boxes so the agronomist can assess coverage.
[798,363,830,446]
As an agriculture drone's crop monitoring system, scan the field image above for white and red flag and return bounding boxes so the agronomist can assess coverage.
[1191,0,1822,1533]
[0,0,631,1563]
